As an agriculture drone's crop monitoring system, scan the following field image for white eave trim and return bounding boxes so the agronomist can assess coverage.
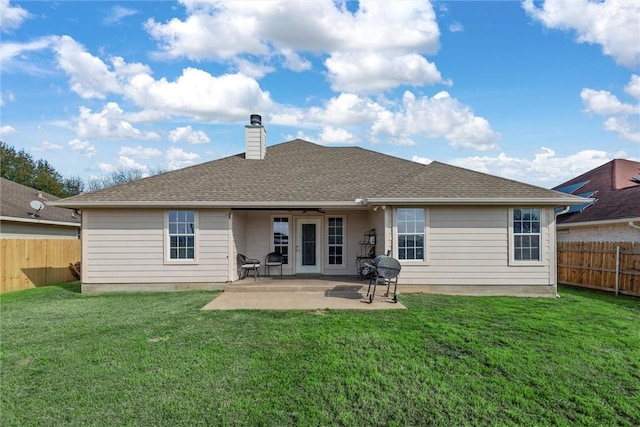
[50,196,592,209]
[0,215,81,227]
[48,200,364,209]
[364,197,592,206]
[557,217,640,228]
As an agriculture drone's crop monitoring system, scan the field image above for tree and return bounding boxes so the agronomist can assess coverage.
[86,166,166,192]
[0,140,84,197]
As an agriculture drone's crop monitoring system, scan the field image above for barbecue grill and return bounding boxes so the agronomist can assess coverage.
[366,255,401,303]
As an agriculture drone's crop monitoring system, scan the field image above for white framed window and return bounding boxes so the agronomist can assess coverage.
[510,208,542,264]
[272,216,290,265]
[327,216,345,266]
[396,208,426,261]
[167,210,197,262]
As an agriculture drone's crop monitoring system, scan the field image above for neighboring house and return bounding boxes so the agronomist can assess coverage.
[1,178,81,239]
[553,159,640,243]
[52,116,585,296]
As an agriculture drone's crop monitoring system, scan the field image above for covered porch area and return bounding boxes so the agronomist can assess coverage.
[229,207,389,281]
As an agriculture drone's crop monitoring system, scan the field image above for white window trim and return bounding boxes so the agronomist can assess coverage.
[393,207,429,265]
[325,215,347,268]
[508,207,544,266]
[164,209,199,265]
[270,214,292,266]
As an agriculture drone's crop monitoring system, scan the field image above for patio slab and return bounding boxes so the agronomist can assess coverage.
[202,291,406,310]
[202,275,406,310]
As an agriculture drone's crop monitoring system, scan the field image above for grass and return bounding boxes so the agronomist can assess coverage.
[1,283,639,426]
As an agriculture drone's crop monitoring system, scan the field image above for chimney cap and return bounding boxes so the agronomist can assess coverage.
[249,114,262,126]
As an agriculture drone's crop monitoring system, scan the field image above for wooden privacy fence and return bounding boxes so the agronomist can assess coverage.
[1,239,81,294]
[557,241,640,297]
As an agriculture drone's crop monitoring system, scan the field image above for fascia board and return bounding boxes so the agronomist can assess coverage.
[557,217,640,228]
[48,200,363,209]
[364,197,592,206]
[0,216,81,227]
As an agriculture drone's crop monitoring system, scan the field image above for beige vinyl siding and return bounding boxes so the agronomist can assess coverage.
[397,206,554,287]
[1,221,79,239]
[557,222,640,243]
[84,208,229,284]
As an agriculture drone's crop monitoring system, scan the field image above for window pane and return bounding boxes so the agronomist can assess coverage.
[168,210,196,260]
[397,208,425,261]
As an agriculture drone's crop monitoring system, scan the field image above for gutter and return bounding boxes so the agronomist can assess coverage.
[363,196,591,206]
[0,215,80,227]
[556,217,640,228]
[630,221,640,231]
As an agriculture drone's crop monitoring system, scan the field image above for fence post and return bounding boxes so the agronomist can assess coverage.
[615,246,620,296]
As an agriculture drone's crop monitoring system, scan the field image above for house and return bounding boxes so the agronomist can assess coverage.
[553,159,640,243]
[52,115,586,296]
[1,178,81,239]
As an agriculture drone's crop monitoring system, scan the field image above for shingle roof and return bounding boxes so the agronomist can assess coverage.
[553,159,640,224]
[1,178,81,225]
[54,139,584,207]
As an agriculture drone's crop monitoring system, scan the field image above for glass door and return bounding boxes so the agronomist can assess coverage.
[296,219,321,273]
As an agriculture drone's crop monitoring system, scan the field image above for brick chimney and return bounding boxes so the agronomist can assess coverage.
[245,114,266,160]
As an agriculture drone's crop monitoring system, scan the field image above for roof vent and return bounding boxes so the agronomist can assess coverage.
[250,114,262,126]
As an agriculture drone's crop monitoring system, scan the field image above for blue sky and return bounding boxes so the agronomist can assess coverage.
[1,0,639,188]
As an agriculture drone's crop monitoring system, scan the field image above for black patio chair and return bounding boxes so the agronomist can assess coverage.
[237,253,261,280]
[264,252,283,277]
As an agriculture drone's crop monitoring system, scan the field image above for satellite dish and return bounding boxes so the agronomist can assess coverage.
[29,200,45,217]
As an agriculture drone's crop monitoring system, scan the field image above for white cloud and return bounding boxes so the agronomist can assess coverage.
[145,0,442,92]
[523,0,640,68]
[169,126,210,144]
[371,91,500,150]
[0,125,17,135]
[412,155,433,165]
[319,126,357,144]
[325,52,445,93]
[75,102,160,140]
[68,139,97,157]
[97,162,115,173]
[118,156,148,171]
[118,146,163,159]
[580,75,640,143]
[279,48,312,72]
[126,68,274,122]
[165,147,200,170]
[0,37,53,69]
[449,147,624,186]
[580,88,636,115]
[103,6,138,25]
[0,0,30,33]
[449,22,464,33]
[603,117,640,143]
[53,36,123,99]
[33,141,63,151]
[625,74,640,100]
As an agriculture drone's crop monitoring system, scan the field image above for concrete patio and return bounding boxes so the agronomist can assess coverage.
[202,275,406,310]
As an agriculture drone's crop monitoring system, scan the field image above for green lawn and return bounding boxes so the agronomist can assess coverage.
[1,283,638,426]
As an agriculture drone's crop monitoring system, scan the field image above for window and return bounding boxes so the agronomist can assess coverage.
[397,208,425,261]
[273,217,289,265]
[168,210,195,260]
[327,217,344,266]
[512,208,541,261]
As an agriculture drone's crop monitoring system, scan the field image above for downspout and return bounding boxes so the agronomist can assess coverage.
[629,221,640,230]
[553,207,570,297]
